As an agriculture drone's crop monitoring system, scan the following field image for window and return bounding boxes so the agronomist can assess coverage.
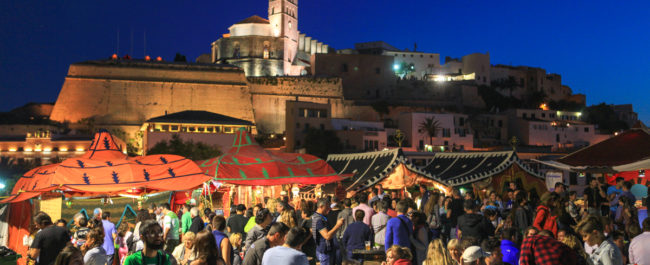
[410,54,413,57]
[569,172,578,185]
[170,125,179,131]
[320,124,325,130]
[342,64,348,72]
[430,55,433,58]
[375,68,380,74]
[442,128,451,137]
[459,117,465,126]
[556,134,560,142]
[523,113,528,119]
[402,54,405,57]
[296,140,301,147]
[263,43,270,59]
[498,120,503,127]
[224,127,234,133]
[541,113,546,118]
[531,114,536,119]
[584,127,589,132]
[419,140,424,150]
[296,122,300,128]
[162,125,170,131]
[305,124,310,129]
[420,54,423,58]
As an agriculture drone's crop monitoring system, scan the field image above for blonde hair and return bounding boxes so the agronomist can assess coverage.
[387,245,412,261]
[423,239,455,265]
[267,199,278,214]
[183,231,196,243]
[447,238,461,251]
[230,233,242,249]
[280,210,296,228]
[561,234,589,261]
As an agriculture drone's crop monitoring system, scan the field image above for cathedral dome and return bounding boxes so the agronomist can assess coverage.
[229,15,272,37]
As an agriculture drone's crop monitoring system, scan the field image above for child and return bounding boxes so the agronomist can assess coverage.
[73,216,90,248]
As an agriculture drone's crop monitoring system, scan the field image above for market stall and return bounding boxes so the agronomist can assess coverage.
[197,128,344,209]
[1,129,210,265]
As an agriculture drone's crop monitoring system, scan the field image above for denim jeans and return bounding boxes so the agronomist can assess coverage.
[316,251,333,265]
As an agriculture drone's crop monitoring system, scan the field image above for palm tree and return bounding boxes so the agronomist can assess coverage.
[419,117,441,146]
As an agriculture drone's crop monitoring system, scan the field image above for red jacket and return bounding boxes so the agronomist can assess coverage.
[532,205,558,236]
[392,259,412,265]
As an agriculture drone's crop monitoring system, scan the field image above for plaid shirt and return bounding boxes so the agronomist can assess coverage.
[519,235,577,265]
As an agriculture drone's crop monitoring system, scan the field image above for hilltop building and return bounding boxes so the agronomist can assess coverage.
[209,0,329,76]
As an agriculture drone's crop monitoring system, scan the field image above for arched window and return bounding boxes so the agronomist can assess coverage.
[263,41,270,59]
[233,42,240,58]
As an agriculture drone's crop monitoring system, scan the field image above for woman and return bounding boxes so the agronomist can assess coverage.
[53,245,83,265]
[211,216,232,265]
[173,232,197,265]
[409,211,429,265]
[266,199,278,218]
[381,245,413,265]
[446,239,462,264]
[560,234,589,265]
[512,191,531,234]
[423,239,455,265]
[578,215,623,265]
[191,229,224,265]
[81,228,107,265]
[229,233,243,265]
[422,193,440,233]
[279,209,297,228]
[299,202,316,265]
[532,192,559,237]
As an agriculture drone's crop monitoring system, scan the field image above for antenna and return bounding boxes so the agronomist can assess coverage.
[143,29,147,57]
[130,28,134,56]
[116,29,120,55]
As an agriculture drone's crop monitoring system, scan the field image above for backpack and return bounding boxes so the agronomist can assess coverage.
[534,206,558,235]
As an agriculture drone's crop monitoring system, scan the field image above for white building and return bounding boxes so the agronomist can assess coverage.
[398,112,474,152]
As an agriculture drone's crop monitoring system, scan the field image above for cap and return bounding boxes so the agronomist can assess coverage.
[462,246,489,263]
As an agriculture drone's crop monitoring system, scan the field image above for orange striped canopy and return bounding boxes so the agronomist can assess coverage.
[197,128,343,186]
[3,129,208,203]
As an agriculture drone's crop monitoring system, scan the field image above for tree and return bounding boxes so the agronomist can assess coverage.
[370,100,390,119]
[394,62,415,78]
[419,117,441,146]
[147,134,221,161]
[0,157,40,196]
[303,128,343,159]
[584,103,629,134]
[174,53,187,62]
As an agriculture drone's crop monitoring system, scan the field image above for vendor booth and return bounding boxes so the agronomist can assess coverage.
[1,130,210,265]
[421,151,547,197]
[197,128,344,209]
[326,148,450,196]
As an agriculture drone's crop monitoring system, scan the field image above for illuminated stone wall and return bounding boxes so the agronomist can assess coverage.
[50,61,256,138]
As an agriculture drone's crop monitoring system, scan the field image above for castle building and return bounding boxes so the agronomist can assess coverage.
[211,0,329,76]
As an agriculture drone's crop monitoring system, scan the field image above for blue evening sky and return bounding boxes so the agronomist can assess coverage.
[1,0,649,123]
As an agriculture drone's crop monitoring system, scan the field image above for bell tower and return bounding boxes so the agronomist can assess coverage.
[268,0,299,74]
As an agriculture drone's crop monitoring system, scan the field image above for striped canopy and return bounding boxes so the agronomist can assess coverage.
[197,128,343,186]
[2,129,208,203]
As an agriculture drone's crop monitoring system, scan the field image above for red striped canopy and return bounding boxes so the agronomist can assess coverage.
[197,128,343,186]
[2,129,209,203]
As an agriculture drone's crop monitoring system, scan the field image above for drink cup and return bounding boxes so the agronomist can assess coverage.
[365,241,371,250]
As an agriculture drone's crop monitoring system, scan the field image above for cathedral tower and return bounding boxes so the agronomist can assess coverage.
[268,0,299,75]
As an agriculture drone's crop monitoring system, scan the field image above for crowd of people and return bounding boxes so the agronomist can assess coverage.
[24,177,650,265]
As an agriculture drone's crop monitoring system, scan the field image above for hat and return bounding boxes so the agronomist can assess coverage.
[462,246,489,263]
[186,198,197,206]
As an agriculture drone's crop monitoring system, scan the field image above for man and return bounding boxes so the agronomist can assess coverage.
[123,220,175,265]
[28,212,70,265]
[244,204,263,233]
[457,200,494,242]
[228,204,248,238]
[261,227,309,265]
[242,222,289,265]
[336,198,353,240]
[371,199,390,249]
[188,207,205,233]
[607,177,625,201]
[583,177,608,216]
[384,200,412,251]
[101,211,117,265]
[611,181,636,217]
[482,237,506,265]
[341,210,373,261]
[244,208,272,252]
[461,246,489,265]
[447,188,465,239]
[93,208,103,220]
[566,191,580,222]
[519,235,577,265]
[629,217,650,265]
[326,202,341,230]
[368,186,384,206]
[312,198,345,265]
[418,185,432,211]
[499,228,519,265]
[553,182,567,198]
[352,192,374,226]
[161,203,180,254]
[180,204,192,235]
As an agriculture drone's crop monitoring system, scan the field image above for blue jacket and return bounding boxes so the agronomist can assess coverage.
[385,215,412,251]
[501,239,519,265]
[341,221,373,259]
